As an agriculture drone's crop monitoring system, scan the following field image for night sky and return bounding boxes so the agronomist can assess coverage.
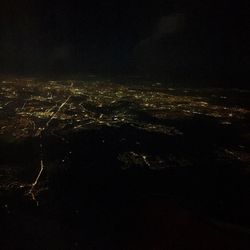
[0,0,250,85]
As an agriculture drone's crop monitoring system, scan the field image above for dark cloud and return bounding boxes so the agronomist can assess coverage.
[155,13,186,36]
[0,0,249,85]
[134,1,250,84]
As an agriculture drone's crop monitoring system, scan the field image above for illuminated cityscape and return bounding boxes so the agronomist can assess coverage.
[0,79,249,201]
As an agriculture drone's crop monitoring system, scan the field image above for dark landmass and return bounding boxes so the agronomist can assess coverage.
[0,78,250,249]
